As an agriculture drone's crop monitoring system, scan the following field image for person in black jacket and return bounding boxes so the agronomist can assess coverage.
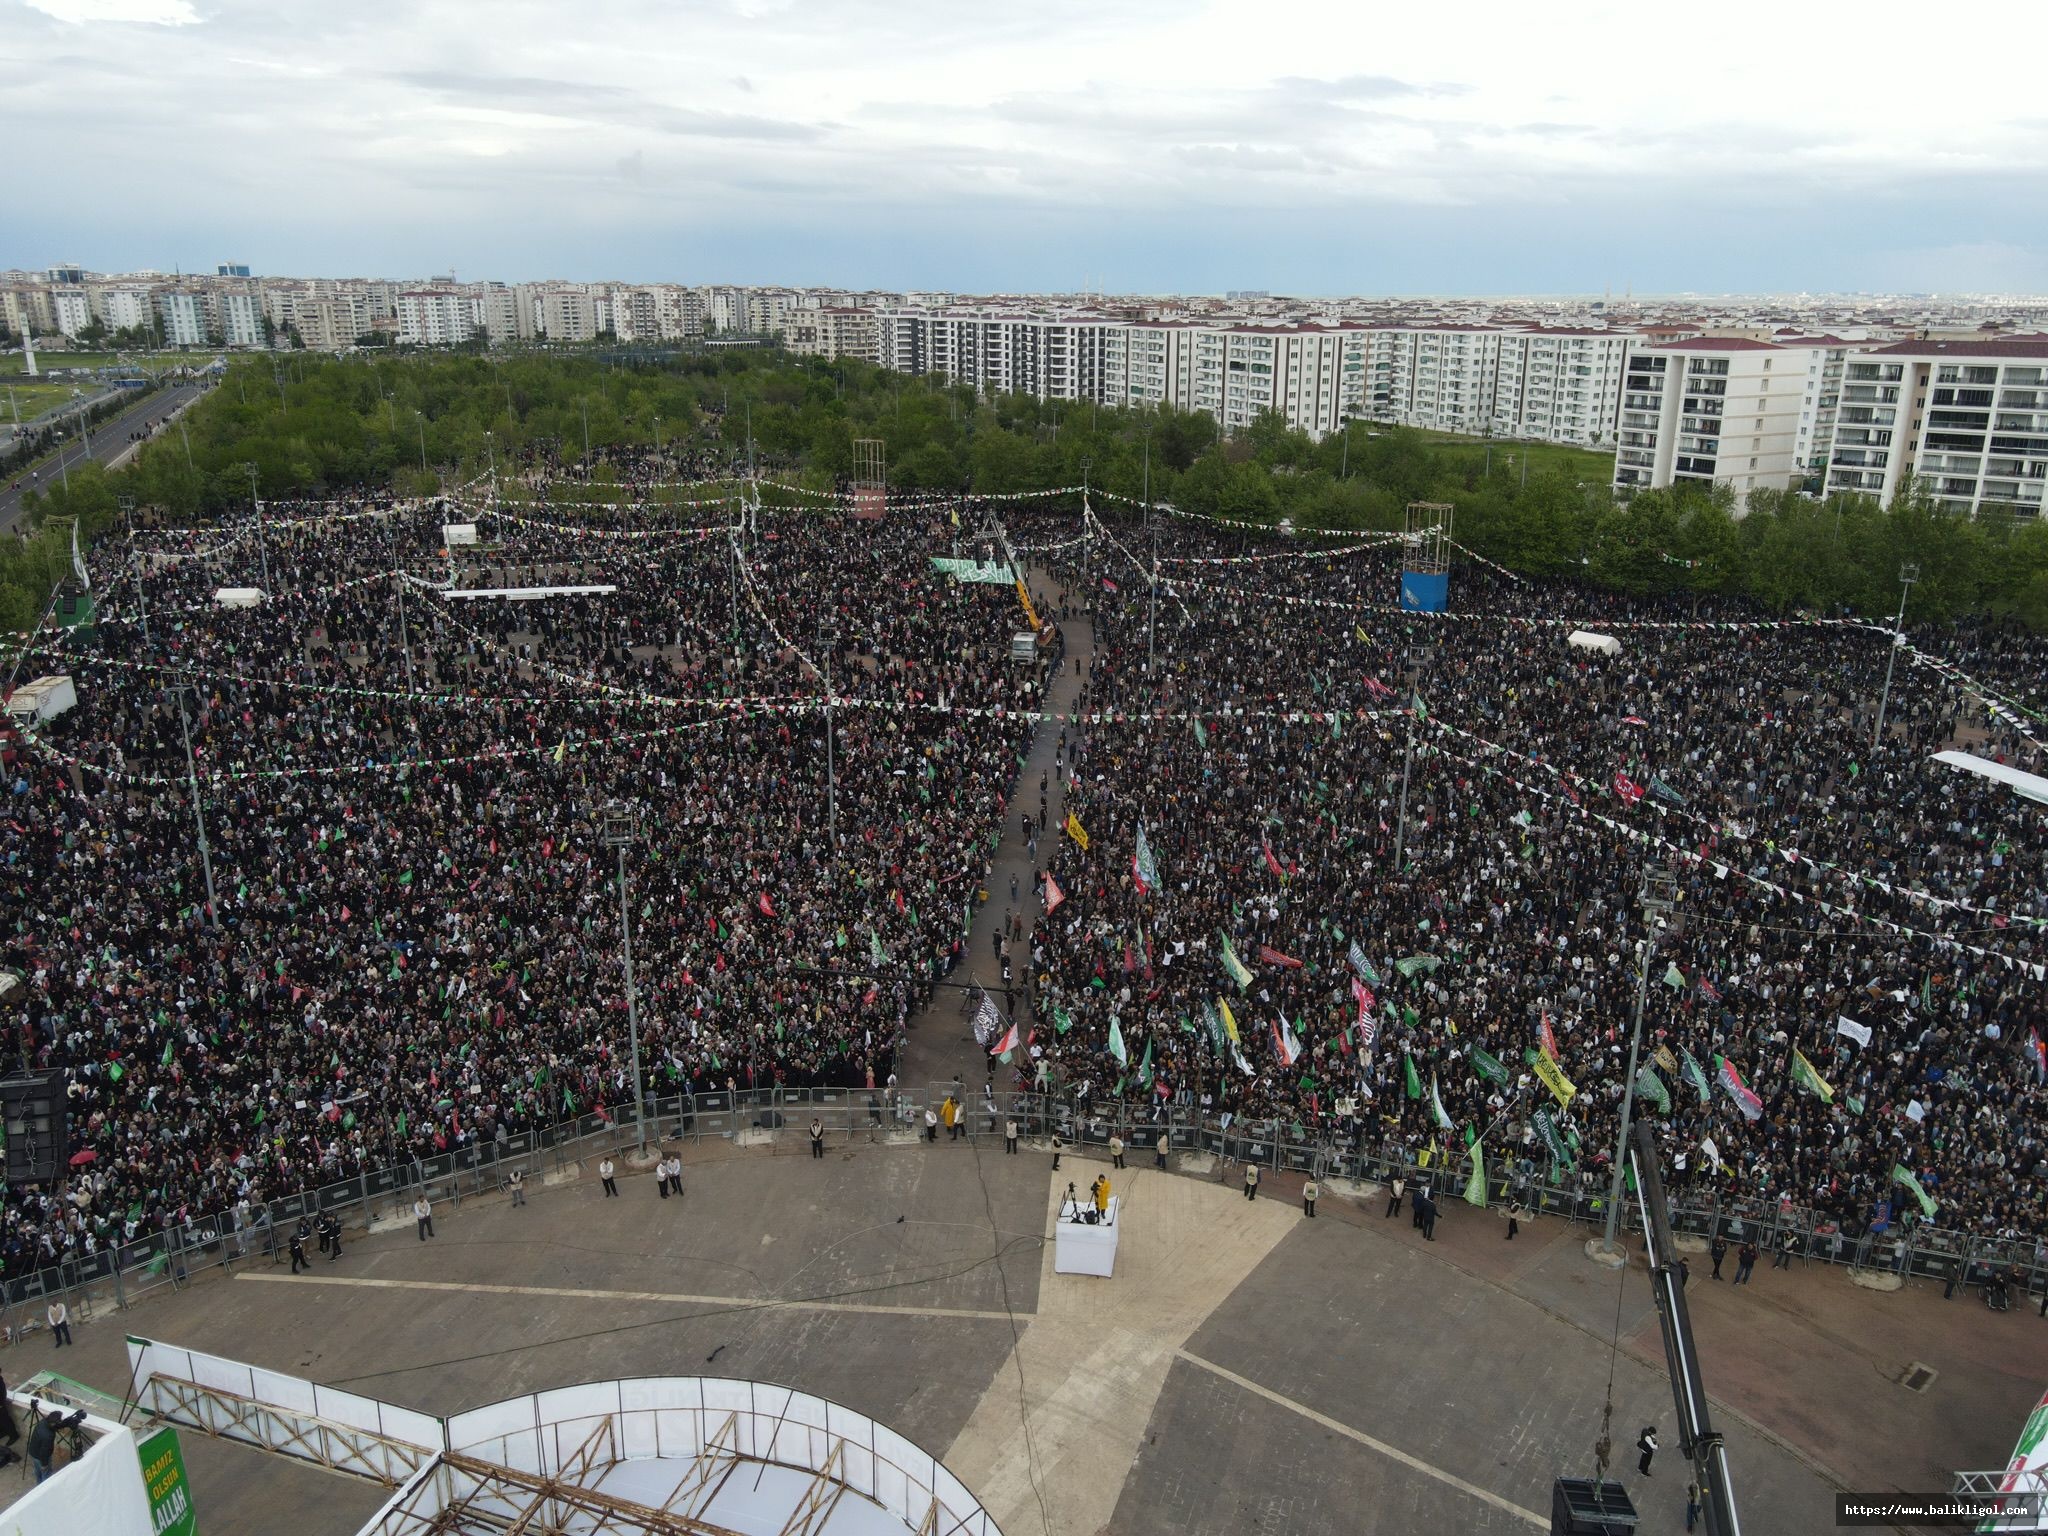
[1636,1425,1658,1477]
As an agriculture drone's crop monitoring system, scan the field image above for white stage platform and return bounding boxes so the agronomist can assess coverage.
[1053,1195,1120,1277]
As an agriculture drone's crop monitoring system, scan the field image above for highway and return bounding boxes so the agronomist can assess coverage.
[0,379,211,534]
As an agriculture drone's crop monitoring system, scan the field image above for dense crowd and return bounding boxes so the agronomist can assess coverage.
[2,472,2043,1282]
[1019,511,2046,1246]
[1,476,1043,1277]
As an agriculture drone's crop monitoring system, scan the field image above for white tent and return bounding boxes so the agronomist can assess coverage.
[1931,750,2048,806]
[212,587,264,609]
[1566,630,1621,657]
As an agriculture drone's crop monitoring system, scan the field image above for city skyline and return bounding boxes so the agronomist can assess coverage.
[8,0,2047,295]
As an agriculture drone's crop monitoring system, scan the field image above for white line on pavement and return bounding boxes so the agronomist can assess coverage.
[1173,1348,1549,1529]
[238,1269,1023,1323]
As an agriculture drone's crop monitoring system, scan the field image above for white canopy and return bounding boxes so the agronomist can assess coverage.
[1566,630,1621,657]
[1931,750,2048,806]
[212,587,265,608]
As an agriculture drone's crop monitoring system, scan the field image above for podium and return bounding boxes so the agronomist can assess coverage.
[1053,1196,1120,1277]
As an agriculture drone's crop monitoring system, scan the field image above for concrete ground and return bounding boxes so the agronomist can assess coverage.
[21,1126,2039,1536]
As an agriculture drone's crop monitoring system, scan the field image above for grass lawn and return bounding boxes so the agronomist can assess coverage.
[1412,428,1615,486]
[0,350,216,377]
[0,381,88,422]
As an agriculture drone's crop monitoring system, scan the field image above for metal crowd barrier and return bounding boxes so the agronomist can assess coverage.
[10,1085,2040,1314]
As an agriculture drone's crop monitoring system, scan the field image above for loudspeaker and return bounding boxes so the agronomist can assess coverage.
[1550,1478,1638,1535]
[0,1072,68,1187]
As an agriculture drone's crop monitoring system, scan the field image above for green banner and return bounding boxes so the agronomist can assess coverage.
[138,1424,198,1536]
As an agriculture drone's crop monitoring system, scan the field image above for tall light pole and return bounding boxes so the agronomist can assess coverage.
[1394,644,1435,870]
[416,410,427,478]
[653,414,662,457]
[602,805,649,1154]
[485,429,496,501]
[1599,867,1679,1257]
[171,685,219,927]
[817,617,838,852]
[1870,561,1920,753]
[122,495,151,648]
[241,462,269,591]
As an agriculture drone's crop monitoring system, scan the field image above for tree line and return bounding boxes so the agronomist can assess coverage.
[6,348,2047,640]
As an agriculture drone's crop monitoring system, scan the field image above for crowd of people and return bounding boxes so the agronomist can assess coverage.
[1014,508,2045,1248]
[1,465,2043,1284]
[0,468,1043,1278]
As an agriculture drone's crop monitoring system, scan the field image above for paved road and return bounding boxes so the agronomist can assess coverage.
[0,379,210,532]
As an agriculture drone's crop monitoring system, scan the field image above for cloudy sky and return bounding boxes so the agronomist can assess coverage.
[7,0,2047,295]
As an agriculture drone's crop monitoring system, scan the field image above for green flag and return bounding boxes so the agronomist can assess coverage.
[1137,1037,1154,1088]
[1471,1046,1508,1085]
[1463,1138,1488,1208]
[1192,717,1208,750]
[1789,1048,1834,1104]
[1054,1005,1074,1036]
[1403,1051,1422,1101]
[161,1039,174,1067]
[1892,1164,1939,1219]
[108,1061,124,1082]
[1662,962,1685,989]
[1680,1045,1712,1104]
[1108,1016,1128,1066]
[1429,1073,1454,1132]
[1632,1065,1670,1114]
[1217,932,1254,990]
[1533,1105,1572,1167]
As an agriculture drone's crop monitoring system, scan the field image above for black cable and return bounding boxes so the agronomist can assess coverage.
[967,1134,1053,1536]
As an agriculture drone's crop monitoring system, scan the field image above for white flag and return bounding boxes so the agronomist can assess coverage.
[71,519,90,592]
[1905,1099,1926,1123]
[1835,1015,1873,1048]
[1698,1136,1723,1173]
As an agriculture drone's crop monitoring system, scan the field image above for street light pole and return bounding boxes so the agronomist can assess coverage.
[818,618,838,853]
[1871,561,1920,753]
[242,463,269,591]
[1599,868,1679,1256]
[603,807,648,1154]
[172,686,219,927]
[1394,645,1434,870]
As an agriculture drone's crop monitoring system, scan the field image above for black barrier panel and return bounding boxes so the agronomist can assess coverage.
[364,1167,405,1198]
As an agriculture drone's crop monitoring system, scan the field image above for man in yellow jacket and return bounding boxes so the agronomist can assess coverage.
[1092,1174,1111,1219]
[941,1097,959,1140]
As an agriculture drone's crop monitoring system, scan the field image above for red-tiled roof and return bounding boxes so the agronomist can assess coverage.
[1645,337,1779,352]
[1865,337,2048,359]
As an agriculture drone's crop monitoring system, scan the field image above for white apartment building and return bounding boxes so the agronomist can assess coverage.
[291,293,368,351]
[471,284,524,344]
[1488,329,1633,445]
[218,288,264,348]
[537,288,599,342]
[51,288,92,338]
[1612,338,1815,507]
[1779,335,1862,476]
[1824,337,2048,516]
[1368,325,1503,436]
[94,285,156,334]
[396,289,475,347]
[155,290,208,347]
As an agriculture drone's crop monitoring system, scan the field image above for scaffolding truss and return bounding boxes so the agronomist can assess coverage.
[1399,501,1454,613]
[851,439,886,521]
[137,1372,436,1488]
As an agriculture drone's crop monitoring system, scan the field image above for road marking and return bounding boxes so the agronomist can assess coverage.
[1173,1348,1549,1529]
[238,1270,1022,1323]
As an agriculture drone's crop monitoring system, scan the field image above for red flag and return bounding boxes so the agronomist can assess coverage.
[1043,872,1066,913]
[1262,839,1286,879]
[1538,1014,1559,1060]
[758,892,776,918]
[1257,944,1302,969]
[892,889,906,913]
[1613,772,1645,804]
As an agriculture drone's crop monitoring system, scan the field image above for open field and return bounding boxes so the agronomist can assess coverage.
[1412,427,1616,485]
[0,349,218,377]
[0,380,85,420]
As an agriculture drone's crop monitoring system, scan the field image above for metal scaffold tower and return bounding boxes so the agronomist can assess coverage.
[1399,500,1453,613]
[852,438,887,521]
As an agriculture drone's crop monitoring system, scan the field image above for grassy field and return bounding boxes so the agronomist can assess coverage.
[1412,428,1614,486]
[0,350,215,377]
[0,381,88,421]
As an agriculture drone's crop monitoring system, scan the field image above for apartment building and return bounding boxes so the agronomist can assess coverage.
[155,290,208,347]
[218,288,265,348]
[290,293,368,352]
[1824,337,2048,516]
[1612,338,1815,507]
[1489,329,1633,445]
[1369,325,1503,436]
[94,285,156,334]
[537,288,599,342]
[50,288,93,338]
[396,289,475,347]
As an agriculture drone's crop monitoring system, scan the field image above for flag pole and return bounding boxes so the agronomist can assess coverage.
[1598,868,1677,1259]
